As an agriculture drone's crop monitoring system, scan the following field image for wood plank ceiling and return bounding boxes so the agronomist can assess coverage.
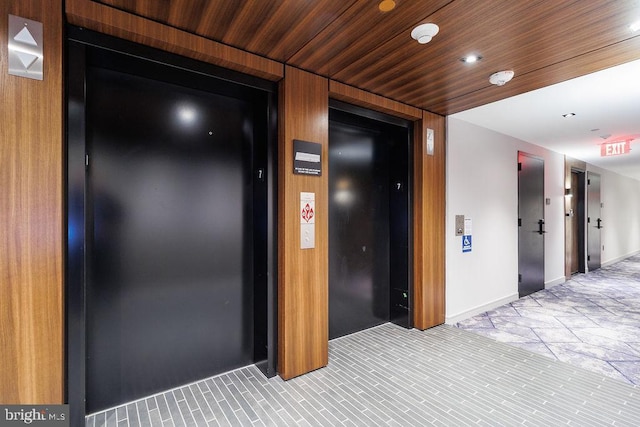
[94,0,640,115]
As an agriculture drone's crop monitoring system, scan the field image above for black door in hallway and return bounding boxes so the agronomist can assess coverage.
[82,48,270,412]
[518,152,545,297]
[569,170,586,275]
[587,172,602,271]
[328,105,411,339]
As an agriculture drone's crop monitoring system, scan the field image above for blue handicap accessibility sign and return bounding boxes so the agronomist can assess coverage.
[462,235,472,253]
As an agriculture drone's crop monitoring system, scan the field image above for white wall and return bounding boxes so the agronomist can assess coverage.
[587,165,640,265]
[446,118,566,324]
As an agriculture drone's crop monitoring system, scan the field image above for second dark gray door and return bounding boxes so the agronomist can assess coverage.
[587,172,602,271]
[518,152,545,297]
[328,107,411,339]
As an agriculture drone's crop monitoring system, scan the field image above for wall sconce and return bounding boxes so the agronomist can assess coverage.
[565,188,572,197]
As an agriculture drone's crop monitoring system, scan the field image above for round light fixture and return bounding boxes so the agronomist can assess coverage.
[461,54,482,63]
[411,23,439,44]
[379,0,396,12]
[489,70,514,86]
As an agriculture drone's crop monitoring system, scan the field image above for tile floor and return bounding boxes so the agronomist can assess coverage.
[86,254,640,426]
[87,323,640,426]
[457,254,640,385]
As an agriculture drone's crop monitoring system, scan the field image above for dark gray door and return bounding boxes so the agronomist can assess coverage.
[328,107,411,339]
[518,152,545,297]
[587,172,602,271]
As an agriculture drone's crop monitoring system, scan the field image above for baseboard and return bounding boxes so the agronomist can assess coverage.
[544,276,566,289]
[602,250,640,267]
[445,292,520,325]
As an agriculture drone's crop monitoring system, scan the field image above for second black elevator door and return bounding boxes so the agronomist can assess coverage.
[85,56,263,412]
[329,108,410,340]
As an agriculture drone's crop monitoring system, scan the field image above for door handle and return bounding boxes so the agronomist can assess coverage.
[596,218,603,229]
[537,219,546,235]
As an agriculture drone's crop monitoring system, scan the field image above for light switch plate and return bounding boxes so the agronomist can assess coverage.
[455,215,465,236]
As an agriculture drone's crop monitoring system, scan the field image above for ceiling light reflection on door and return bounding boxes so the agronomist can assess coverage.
[177,104,197,125]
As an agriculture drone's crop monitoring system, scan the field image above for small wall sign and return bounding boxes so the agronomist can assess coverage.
[293,139,322,176]
[462,235,472,253]
[600,141,631,157]
[300,192,315,249]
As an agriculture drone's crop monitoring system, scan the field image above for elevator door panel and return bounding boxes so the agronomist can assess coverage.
[518,152,545,297]
[86,67,254,411]
[587,172,602,271]
[329,110,410,339]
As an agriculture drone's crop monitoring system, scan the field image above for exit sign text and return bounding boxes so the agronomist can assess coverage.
[601,141,630,157]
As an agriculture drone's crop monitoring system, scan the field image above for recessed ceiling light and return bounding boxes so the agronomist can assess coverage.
[562,113,576,118]
[630,20,640,32]
[379,0,396,12]
[461,55,482,63]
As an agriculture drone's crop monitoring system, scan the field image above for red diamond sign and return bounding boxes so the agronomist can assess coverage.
[301,203,314,223]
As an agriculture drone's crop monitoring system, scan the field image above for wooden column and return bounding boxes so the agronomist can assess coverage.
[278,66,329,379]
[413,111,446,330]
[0,0,63,403]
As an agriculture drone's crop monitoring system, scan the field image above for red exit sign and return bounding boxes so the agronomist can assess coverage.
[601,141,631,157]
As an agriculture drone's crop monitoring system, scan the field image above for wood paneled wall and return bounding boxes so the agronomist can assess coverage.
[413,111,446,330]
[66,0,283,81]
[0,0,64,403]
[0,0,447,401]
[329,81,422,120]
[278,67,329,379]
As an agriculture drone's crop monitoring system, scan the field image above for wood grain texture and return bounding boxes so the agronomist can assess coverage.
[66,0,284,81]
[430,34,640,115]
[278,67,329,380]
[0,0,64,403]
[289,0,452,75]
[413,111,446,330]
[69,0,640,116]
[329,81,422,120]
[331,0,640,115]
[94,0,357,63]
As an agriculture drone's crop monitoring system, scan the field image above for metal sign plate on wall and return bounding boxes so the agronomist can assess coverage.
[8,14,44,80]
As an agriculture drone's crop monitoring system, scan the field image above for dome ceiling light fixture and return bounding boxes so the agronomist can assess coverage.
[411,23,439,44]
[489,70,514,86]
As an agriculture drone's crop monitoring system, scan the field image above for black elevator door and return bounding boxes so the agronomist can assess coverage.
[329,109,410,339]
[86,65,257,411]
